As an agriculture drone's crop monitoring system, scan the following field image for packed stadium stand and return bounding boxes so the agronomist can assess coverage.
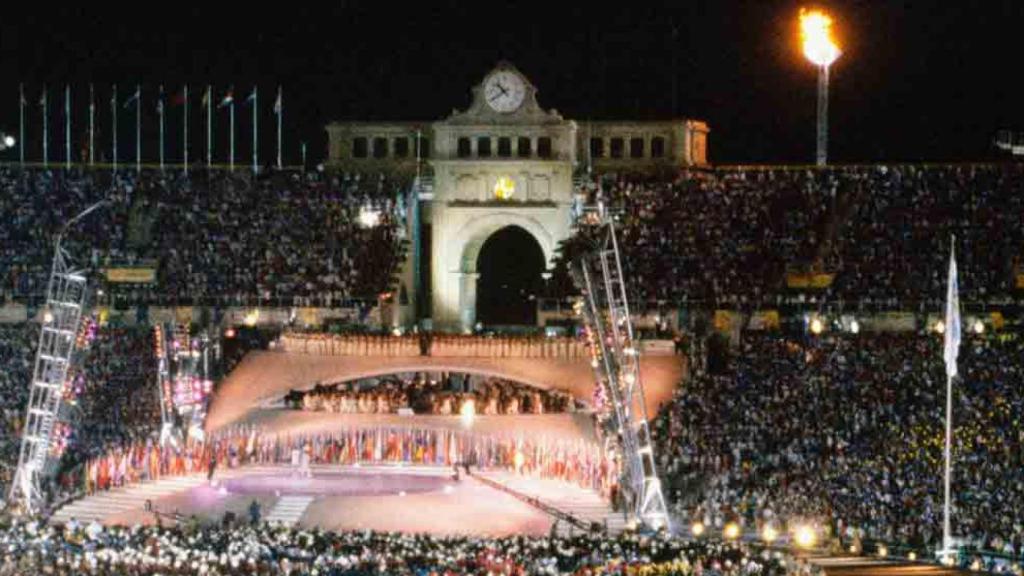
[2,163,1023,572]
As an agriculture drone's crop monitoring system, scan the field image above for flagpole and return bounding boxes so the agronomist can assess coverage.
[89,84,95,166]
[183,84,189,173]
[136,83,141,174]
[229,93,235,171]
[941,234,959,558]
[206,85,212,169]
[252,86,258,174]
[301,141,307,173]
[112,84,118,172]
[943,360,953,553]
[276,86,282,169]
[42,87,48,168]
[65,85,71,170]
[158,85,165,171]
[18,83,25,167]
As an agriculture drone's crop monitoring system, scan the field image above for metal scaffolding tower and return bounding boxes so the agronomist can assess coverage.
[573,198,671,532]
[9,201,105,515]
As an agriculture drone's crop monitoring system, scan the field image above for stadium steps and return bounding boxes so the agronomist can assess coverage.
[264,495,315,526]
[49,475,212,525]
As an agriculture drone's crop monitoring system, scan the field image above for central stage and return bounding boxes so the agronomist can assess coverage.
[51,464,619,537]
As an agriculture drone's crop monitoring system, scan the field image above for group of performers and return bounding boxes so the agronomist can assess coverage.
[71,425,617,499]
[279,332,589,360]
[290,376,576,416]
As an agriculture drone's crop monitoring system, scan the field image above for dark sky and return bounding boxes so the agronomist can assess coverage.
[1,1,1020,165]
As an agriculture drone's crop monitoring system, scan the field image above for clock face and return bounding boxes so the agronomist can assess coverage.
[483,71,526,113]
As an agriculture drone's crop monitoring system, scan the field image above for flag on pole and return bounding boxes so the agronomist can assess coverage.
[201,86,210,107]
[124,87,140,109]
[157,85,165,115]
[245,86,257,104]
[943,240,961,378]
[219,88,234,108]
[273,87,282,115]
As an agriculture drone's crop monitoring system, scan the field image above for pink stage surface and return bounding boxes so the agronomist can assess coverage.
[97,466,555,537]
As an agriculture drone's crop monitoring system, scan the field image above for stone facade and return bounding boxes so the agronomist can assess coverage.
[324,63,709,331]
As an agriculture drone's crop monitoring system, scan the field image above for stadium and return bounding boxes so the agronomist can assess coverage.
[1,4,1023,575]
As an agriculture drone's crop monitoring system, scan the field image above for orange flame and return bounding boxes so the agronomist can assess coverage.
[800,8,841,66]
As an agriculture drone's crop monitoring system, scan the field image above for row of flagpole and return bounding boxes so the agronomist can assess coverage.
[16,84,285,172]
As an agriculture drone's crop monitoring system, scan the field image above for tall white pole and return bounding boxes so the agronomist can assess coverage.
[943,371,953,553]
[252,86,258,174]
[816,64,829,167]
[89,84,95,166]
[41,87,48,168]
[230,96,235,172]
[276,86,282,169]
[136,84,141,174]
[206,85,212,169]
[158,85,165,171]
[112,84,118,172]
[19,83,25,167]
[65,85,71,170]
[183,84,189,173]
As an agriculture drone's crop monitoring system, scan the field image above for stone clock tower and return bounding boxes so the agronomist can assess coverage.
[325,62,709,332]
[428,63,576,331]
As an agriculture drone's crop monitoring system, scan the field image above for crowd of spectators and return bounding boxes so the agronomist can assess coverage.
[0,167,408,308]
[0,320,160,512]
[653,330,1024,558]
[290,376,576,415]
[567,163,1024,309]
[0,518,786,575]
[0,324,35,499]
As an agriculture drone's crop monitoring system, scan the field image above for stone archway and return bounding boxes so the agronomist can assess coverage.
[475,226,546,327]
[433,211,558,332]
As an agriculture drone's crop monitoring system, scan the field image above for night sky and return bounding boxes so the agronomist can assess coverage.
[1,1,1020,165]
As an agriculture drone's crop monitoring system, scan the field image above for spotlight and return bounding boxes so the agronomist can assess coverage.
[460,398,476,422]
[908,551,917,561]
[793,525,817,549]
[877,544,887,558]
[850,319,860,334]
[723,522,741,540]
[761,524,778,544]
[971,559,982,571]
[935,320,946,335]
[690,521,705,537]
[224,328,236,339]
[1,134,14,149]
[43,311,54,324]
[358,206,381,228]
[809,317,824,335]
[973,320,985,334]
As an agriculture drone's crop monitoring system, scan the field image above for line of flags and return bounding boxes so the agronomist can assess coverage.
[14,85,289,172]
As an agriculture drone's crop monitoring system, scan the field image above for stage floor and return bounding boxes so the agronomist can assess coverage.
[52,465,571,537]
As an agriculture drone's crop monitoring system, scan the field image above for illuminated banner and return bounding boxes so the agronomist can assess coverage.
[104,267,157,283]
[786,272,835,289]
[748,310,781,330]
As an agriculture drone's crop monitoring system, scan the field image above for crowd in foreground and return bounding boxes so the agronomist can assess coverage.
[0,519,787,576]
[654,330,1024,558]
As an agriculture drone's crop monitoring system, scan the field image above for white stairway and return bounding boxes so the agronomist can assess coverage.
[50,475,211,525]
[264,495,315,526]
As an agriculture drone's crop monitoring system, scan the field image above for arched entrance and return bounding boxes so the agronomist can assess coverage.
[475,225,545,327]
